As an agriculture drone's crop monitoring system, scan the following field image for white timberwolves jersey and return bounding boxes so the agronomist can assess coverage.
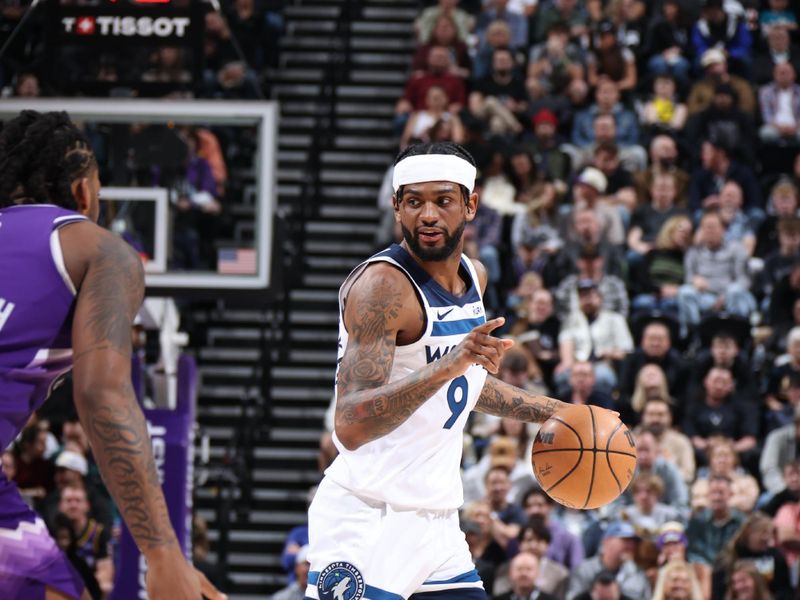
[326,244,488,510]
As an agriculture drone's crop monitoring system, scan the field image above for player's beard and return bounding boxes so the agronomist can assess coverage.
[401,221,465,262]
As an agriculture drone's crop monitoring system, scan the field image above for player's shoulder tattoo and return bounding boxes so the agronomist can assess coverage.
[81,231,144,355]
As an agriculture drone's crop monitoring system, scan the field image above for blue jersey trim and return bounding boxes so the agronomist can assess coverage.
[430,317,486,337]
[421,569,482,585]
[377,244,481,308]
[308,571,404,600]
[365,585,405,600]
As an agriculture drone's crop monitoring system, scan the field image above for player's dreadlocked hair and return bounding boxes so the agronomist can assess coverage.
[393,141,476,205]
[0,110,97,210]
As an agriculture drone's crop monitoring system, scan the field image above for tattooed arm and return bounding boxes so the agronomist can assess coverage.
[62,223,222,600]
[474,375,568,422]
[334,264,512,451]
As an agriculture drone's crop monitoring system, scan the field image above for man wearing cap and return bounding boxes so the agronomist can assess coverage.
[567,521,650,600]
[656,522,689,564]
[691,0,752,79]
[306,141,579,600]
[570,166,625,247]
[687,47,756,115]
[43,449,112,533]
[526,109,571,185]
[271,545,310,600]
[557,280,633,396]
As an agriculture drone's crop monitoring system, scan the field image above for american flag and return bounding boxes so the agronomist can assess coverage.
[218,248,257,275]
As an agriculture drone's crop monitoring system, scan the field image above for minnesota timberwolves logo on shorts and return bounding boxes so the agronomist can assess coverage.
[317,562,365,600]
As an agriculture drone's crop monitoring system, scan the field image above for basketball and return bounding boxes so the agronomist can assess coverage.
[532,404,637,510]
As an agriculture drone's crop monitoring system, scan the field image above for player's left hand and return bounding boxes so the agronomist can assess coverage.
[195,566,228,600]
[146,549,228,600]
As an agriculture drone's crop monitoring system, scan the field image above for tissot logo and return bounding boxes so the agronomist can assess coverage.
[62,15,190,38]
[76,16,95,35]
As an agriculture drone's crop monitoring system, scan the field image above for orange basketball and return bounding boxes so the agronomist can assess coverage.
[532,404,637,510]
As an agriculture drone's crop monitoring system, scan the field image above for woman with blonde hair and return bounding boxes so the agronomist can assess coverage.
[651,560,704,600]
[713,514,791,600]
[632,215,692,314]
[691,437,759,513]
[724,560,773,600]
[629,363,672,418]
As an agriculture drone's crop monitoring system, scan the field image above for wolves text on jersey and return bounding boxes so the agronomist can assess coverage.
[425,344,457,364]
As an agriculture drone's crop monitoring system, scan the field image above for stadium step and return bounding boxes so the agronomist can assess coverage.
[192,0,413,595]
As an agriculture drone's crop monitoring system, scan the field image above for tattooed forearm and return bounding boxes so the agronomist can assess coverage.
[335,274,451,449]
[81,391,177,551]
[475,375,566,422]
[71,231,175,555]
[337,360,452,444]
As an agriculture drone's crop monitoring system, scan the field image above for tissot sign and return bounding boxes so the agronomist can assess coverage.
[51,4,201,46]
[48,2,203,92]
[61,15,191,39]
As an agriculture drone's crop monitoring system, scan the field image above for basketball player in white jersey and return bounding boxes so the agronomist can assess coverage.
[305,142,583,600]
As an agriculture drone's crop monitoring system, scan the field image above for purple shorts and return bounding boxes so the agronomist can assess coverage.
[0,474,85,600]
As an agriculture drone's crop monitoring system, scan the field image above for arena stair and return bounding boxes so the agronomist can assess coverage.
[190,0,415,596]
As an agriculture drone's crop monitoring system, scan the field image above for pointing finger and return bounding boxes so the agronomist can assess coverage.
[473,317,505,333]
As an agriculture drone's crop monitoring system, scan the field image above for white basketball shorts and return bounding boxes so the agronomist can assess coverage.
[304,476,486,600]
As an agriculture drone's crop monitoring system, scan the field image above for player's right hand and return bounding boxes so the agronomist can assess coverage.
[442,317,515,376]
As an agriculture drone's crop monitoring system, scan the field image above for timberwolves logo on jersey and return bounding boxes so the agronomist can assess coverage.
[318,562,365,600]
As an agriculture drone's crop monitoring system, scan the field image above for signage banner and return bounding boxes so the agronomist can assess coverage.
[52,4,200,47]
[110,356,197,600]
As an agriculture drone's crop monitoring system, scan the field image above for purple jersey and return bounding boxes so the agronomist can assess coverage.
[0,204,87,599]
[0,204,87,452]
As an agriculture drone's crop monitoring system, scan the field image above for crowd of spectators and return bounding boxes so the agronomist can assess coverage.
[356,0,800,599]
[1,345,228,598]
[2,409,116,599]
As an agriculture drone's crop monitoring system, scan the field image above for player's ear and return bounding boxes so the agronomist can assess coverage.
[392,194,402,222]
[70,176,93,217]
[465,191,479,222]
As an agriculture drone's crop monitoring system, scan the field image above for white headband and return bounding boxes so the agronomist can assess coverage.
[392,154,477,194]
